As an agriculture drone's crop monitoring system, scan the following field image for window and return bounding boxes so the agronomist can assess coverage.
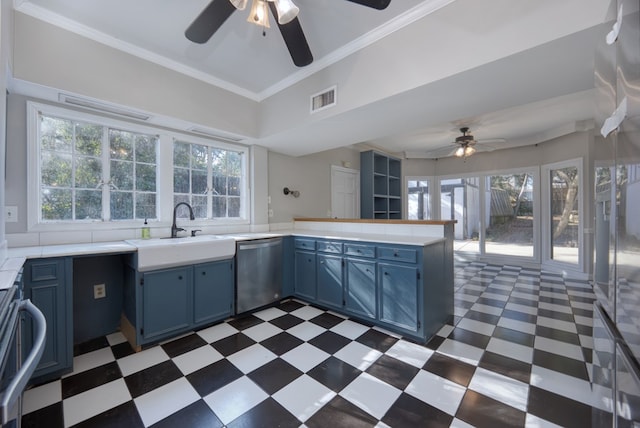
[37,113,158,222]
[173,141,245,219]
[28,102,250,230]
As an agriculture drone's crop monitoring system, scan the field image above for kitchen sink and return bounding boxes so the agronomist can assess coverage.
[125,235,236,271]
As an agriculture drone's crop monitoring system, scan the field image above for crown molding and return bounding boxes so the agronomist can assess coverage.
[15,0,454,102]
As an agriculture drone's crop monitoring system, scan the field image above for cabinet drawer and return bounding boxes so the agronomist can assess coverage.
[30,261,60,282]
[295,238,316,250]
[344,243,376,258]
[377,246,417,263]
[317,241,343,254]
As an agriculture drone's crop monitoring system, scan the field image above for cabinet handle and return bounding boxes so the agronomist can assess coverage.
[384,271,389,276]
[394,251,399,257]
[178,275,183,280]
[320,260,325,264]
[202,271,206,276]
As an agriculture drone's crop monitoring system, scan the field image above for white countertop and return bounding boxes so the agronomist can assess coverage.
[2,230,445,289]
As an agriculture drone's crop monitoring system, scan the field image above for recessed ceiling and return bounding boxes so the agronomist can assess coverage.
[12,0,609,157]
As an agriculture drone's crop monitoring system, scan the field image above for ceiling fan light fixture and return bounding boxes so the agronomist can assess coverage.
[464,145,476,156]
[247,0,270,27]
[229,0,248,10]
[455,146,465,157]
[273,0,299,24]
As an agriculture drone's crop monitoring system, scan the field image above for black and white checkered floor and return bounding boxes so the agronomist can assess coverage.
[22,260,606,427]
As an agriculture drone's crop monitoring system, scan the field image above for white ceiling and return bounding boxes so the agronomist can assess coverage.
[13,0,610,157]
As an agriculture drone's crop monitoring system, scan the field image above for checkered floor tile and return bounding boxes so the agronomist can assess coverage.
[22,260,607,427]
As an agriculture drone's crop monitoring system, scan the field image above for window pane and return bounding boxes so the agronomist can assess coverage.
[485,173,534,258]
[109,130,133,160]
[75,156,102,188]
[441,177,480,253]
[136,163,156,192]
[75,190,102,219]
[192,144,208,170]
[192,195,207,219]
[41,152,72,187]
[407,179,429,220]
[228,197,240,217]
[111,192,133,220]
[213,196,227,217]
[213,175,226,195]
[211,149,227,174]
[135,135,156,163]
[228,176,240,196]
[173,142,190,168]
[174,168,190,193]
[227,151,241,176]
[135,193,156,220]
[41,116,72,152]
[41,188,72,220]
[192,170,207,194]
[75,123,102,156]
[111,160,134,190]
[550,166,579,264]
[174,194,189,206]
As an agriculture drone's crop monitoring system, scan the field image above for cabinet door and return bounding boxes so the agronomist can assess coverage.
[194,260,234,326]
[379,262,419,334]
[294,250,317,300]
[23,258,72,382]
[317,254,343,309]
[142,266,192,341]
[345,258,376,320]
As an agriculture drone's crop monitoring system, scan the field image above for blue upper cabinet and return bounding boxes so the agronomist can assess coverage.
[360,150,402,219]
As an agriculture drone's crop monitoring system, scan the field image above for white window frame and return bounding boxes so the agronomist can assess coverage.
[27,101,250,231]
[405,176,435,220]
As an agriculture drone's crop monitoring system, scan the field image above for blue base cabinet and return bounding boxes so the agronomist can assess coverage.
[22,258,73,383]
[122,256,234,349]
[287,237,451,343]
[194,260,234,326]
[294,248,317,301]
[141,266,192,341]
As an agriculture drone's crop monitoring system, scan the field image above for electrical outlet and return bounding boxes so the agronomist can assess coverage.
[5,206,17,223]
[93,284,106,299]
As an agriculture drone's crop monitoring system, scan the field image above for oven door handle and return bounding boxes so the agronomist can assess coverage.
[1,299,47,424]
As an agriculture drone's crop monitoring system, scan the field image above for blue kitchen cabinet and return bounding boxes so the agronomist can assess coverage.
[379,262,420,335]
[22,257,73,383]
[294,249,317,300]
[344,258,377,320]
[316,253,343,309]
[194,259,234,326]
[141,266,192,341]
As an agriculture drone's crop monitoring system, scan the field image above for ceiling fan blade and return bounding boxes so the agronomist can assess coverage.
[268,2,313,67]
[185,0,236,44]
[344,0,391,10]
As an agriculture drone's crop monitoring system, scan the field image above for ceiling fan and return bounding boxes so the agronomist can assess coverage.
[416,127,504,160]
[185,0,391,67]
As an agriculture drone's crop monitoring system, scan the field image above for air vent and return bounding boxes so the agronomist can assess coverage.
[187,127,244,143]
[58,94,151,121]
[310,86,337,113]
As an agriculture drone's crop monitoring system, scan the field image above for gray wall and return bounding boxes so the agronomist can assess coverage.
[268,147,361,223]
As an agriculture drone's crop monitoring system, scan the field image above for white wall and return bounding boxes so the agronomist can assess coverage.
[0,0,13,262]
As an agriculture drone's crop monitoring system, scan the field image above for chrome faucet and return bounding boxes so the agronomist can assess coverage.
[171,202,195,238]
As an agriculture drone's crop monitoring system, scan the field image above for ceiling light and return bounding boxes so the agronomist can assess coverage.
[247,0,270,28]
[230,0,248,10]
[464,145,476,156]
[274,0,299,24]
[455,146,465,157]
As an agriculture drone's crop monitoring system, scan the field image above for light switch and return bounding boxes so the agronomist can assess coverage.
[5,206,17,223]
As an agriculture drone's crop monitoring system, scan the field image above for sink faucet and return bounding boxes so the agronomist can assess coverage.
[171,202,195,238]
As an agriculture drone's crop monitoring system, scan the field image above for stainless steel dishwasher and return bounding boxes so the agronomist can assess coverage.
[235,237,283,314]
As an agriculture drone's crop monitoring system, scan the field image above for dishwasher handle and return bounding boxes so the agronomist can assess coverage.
[237,237,282,251]
[1,299,47,424]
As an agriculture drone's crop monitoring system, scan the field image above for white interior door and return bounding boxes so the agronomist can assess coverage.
[331,166,359,218]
